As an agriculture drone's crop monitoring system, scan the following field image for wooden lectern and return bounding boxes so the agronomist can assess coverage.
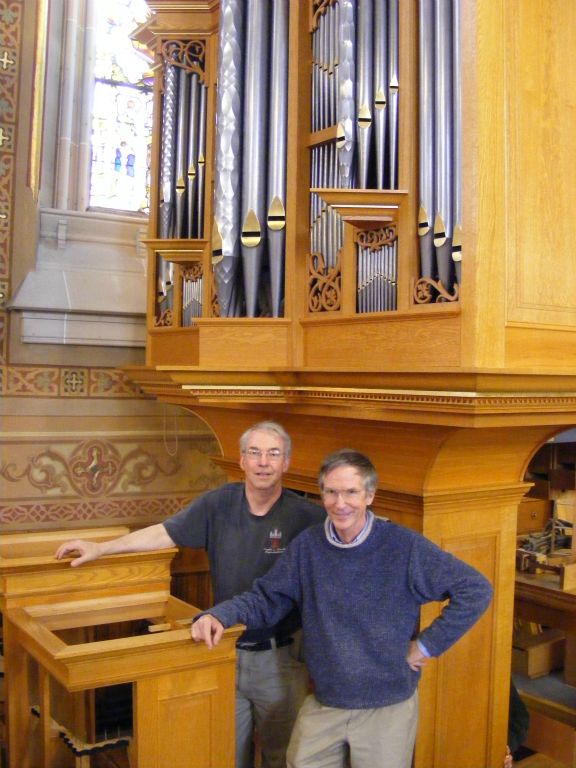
[1,529,243,768]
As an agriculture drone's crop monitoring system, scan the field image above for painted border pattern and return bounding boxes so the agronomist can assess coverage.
[0,494,192,526]
[1,365,143,398]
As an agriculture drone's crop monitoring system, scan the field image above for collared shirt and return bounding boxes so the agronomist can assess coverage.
[325,509,376,548]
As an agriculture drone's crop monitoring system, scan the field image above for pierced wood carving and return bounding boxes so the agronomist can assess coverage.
[355,224,397,250]
[162,39,206,80]
[308,251,341,312]
[413,277,459,304]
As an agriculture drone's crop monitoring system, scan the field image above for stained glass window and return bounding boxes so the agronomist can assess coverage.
[89,0,153,214]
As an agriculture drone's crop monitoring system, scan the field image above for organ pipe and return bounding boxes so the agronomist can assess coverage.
[267,0,289,318]
[433,0,454,290]
[212,0,244,317]
[240,0,270,317]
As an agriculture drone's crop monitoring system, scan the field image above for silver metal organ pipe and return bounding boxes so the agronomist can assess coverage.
[373,0,388,190]
[175,67,190,238]
[332,1,340,129]
[387,0,399,189]
[196,81,207,238]
[159,60,178,239]
[327,3,336,128]
[312,15,319,131]
[337,0,356,189]
[320,7,328,130]
[212,0,244,317]
[451,0,462,285]
[241,0,270,317]
[433,0,454,290]
[267,0,289,317]
[418,0,435,279]
[186,72,199,239]
[356,0,374,189]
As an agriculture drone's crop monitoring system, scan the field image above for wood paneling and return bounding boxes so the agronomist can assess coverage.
[505,0,576,329]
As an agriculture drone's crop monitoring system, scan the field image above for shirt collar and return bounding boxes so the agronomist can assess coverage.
[325,509,375,549]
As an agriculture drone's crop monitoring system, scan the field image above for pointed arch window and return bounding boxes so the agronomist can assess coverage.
[89,0,153,213]
[10,0,155,347]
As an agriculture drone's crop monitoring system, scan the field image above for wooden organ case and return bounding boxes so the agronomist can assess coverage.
[125,2,576,766]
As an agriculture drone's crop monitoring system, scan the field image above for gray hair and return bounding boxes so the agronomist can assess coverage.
[239,421,292,457]
[318,449,378,494]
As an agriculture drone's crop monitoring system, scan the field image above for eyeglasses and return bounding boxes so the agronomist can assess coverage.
[321,489,362,501]
[243,448,284,461]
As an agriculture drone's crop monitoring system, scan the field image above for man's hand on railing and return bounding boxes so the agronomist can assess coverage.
[191,614,225,649]
[55,540,103,567]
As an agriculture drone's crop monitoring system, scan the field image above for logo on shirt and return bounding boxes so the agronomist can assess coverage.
[265,528,285,554]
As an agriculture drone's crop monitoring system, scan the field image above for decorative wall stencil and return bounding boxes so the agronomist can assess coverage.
[1,440,181,497]
[0,495,192,527]
[0,433,226,530]
[6,365,60,395]
[61,368,88,396]
[2,366,142,397]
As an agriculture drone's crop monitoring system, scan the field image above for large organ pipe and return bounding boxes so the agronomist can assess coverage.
[356,0,374,189]
[213,0,244,317]
[319,7,327,130]
[451,0,462,285]
[186,72,199,238]
[312,13,319,131]
[331,2,340,128]
[196,81,207,238]
[337,0,356,188]
[373,0,388,189]
[418,0,435,279]
[433,0,454,290]
[267,0,289,317]
[241,0,270,317]
[174,67,190,238]
[327,3,336,128]
[387,0,399,189]
[159,60,178,239]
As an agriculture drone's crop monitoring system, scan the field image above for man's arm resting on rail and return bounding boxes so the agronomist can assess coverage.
[54,523,176,567]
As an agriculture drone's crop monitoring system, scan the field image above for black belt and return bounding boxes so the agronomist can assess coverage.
[236,636,294,652]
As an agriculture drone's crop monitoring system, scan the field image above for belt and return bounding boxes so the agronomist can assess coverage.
[236,636,294,652]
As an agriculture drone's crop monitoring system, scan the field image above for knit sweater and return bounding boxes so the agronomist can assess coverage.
[206,517,493,709]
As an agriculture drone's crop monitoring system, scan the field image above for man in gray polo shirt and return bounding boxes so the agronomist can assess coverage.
[56,421,325,768]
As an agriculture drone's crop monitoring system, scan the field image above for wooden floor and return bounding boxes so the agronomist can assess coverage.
[91,749,567,768]
[516,754,571,768]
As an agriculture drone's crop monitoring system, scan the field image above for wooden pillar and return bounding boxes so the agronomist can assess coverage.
[183,407,557,768]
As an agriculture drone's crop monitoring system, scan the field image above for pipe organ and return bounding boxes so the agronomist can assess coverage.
[127,3,576,767]
[145,0,463,362]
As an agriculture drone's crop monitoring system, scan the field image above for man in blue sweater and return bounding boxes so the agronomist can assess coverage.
[192,449,493,768]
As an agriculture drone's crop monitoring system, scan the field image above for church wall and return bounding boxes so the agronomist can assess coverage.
[0,0,225,535]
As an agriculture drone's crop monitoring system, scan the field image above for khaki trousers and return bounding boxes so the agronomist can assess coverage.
[286,691,419,768]
[236,637,309,768]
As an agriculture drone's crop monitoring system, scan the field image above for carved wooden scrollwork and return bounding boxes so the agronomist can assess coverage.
[355,224,397,251]
[162,39,206,80]
[183,263,203,282]
[154,309,173,327]
[413,278,459,304]
[308,251,341,312]
[311,0,334,30]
